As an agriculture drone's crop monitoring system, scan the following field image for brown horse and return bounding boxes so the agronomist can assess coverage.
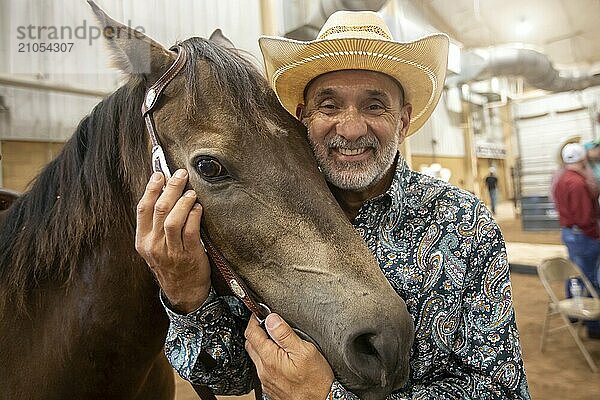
[0,3,413,400]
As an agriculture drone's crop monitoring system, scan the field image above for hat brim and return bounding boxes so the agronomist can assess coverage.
[259,34,449,136]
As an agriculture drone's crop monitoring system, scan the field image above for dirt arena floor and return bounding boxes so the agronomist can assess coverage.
[496,206,561,246]
[174,202,600,399]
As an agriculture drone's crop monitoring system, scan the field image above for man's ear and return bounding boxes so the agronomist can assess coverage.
[209,29,236,49]
[295,104,305,120]
[398,103,413,142]
[88,0,174,76]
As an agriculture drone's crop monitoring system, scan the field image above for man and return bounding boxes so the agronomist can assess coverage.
[553,143,600,286]
[552,143,600,338]
[484,167,499,215]
[135,11,530,399]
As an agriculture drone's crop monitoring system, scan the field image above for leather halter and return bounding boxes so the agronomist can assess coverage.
[141,45,271,322]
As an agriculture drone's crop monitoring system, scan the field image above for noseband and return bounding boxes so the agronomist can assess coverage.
[141,45,271,321]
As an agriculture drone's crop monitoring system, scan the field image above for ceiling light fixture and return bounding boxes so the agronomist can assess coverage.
[515,17,532,36]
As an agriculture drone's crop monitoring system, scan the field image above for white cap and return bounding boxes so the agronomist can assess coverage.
[562,143,586,164]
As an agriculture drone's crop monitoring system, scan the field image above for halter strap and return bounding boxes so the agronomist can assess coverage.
[141,45,188,118]
[141,44,270,322]
[142,46,187,179]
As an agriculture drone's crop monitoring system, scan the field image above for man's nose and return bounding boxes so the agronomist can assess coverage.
[335,108,367,141]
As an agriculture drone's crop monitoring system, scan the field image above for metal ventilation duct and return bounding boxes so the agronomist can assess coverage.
[451,47,600,92]
[285,0,389,40]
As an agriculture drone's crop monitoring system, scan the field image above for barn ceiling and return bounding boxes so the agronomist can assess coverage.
[409,0,600,69]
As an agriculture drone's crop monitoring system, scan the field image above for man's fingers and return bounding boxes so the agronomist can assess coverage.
[244,336,264,370]
[136,172,164,237]
[245,313,306,355]
[264,313,305,353]
[245,314,280,353]
[245,314,284,374]
[183,202,204,252]
[164,190,197,251]
[152,169,189,233]
[245,314,270,343]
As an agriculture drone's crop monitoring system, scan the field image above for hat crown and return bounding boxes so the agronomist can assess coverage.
[317,10,393,41]
[562,143,586,164]
[258,10,449,136]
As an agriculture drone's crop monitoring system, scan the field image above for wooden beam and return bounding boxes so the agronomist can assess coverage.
[0,74,109,98]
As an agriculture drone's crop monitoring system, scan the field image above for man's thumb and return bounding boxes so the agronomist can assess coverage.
[265,313,302,352]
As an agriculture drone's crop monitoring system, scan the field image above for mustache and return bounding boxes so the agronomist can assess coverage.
[325,134,380,150]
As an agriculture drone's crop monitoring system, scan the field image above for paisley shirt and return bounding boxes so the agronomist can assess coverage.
[163,157,530,399]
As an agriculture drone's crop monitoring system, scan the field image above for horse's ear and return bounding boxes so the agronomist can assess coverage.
[88,0,173,76]
[209,29,236,49]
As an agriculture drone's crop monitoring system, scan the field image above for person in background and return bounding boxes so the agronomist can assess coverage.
[552,142,600,339]
[551,136,599,205]
[485,166,499,215]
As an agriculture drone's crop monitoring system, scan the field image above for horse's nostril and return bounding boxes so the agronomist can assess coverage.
[345,329,403,390]
[352,332,379,358]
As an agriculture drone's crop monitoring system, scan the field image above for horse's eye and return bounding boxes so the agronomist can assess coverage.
[195,157,228,181]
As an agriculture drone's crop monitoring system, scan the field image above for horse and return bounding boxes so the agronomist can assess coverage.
[0,3,414,400]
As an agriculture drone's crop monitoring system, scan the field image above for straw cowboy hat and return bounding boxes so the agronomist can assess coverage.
[259,10,449,136]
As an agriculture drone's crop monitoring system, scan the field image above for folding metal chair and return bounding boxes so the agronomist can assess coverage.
[538,257,600,372]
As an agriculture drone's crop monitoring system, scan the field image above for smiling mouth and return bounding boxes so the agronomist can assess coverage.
[336,147,368,156]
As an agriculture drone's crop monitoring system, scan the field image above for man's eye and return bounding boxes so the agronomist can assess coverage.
[195,156,229,182]
[367,103,384,111]
[319,101,337,110]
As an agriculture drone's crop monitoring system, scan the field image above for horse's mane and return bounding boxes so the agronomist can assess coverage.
[0,81,148,313]
[0,37,278,314]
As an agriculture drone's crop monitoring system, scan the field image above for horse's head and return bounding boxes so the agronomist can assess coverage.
[91,3,414,398]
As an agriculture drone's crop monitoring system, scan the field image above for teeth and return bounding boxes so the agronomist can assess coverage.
[338,147,367,156]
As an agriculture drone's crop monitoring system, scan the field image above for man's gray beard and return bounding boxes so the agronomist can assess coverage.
[309,131,399,191]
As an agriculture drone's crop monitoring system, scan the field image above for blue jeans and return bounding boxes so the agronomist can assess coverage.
[561,228,600,289]
[561,227,600,335]
[488,188,497,214]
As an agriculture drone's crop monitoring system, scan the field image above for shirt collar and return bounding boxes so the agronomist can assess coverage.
[362,152,409,213]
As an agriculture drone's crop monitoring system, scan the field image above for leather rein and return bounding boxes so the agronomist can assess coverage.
[141,45,267,399]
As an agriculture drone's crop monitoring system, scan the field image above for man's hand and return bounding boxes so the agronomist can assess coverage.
[135,169,211,313]
[245,313,334,400]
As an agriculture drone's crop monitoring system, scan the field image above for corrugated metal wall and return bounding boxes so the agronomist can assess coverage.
[0,0,260,140]
[0,0,262,142]
[0,0,262,190]
[514,88,600,230]
[514,89,600,197]
[408,102,466,157]
[381,0,466,159]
